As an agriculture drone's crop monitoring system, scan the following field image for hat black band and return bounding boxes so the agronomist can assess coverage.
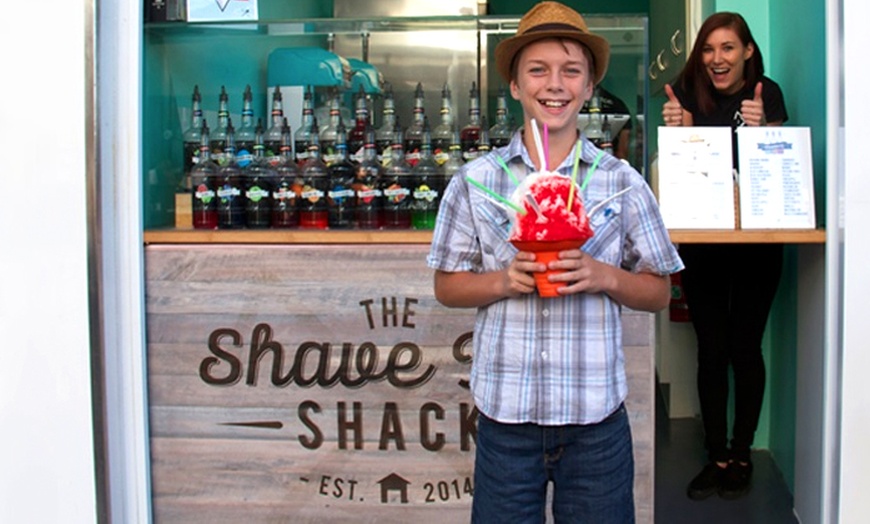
[524,23,585,35]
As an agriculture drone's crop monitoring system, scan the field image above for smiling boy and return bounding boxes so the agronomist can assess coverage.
[427,2,682,522]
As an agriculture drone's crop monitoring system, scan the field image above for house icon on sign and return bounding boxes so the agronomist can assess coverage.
[377,473,411,503]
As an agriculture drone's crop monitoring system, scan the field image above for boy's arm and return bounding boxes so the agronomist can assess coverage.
[548,250,671,312]
[433,252,541,308]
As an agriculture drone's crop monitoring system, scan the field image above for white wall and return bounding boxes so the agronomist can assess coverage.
[0,2,97,523]
[839,0,870,521]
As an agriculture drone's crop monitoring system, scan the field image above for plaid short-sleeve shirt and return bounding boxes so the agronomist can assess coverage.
[427,132,683,425]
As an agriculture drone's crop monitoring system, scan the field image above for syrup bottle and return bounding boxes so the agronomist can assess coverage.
[235,84,256,168]
[209,86,230,166]
[265,86,284,164]
[380,122,412,229]
[216,118,246,229]
[327,121,356,229]
[244,120,276,229]
[404,82,426,167]
[190,120,218,229]
[489,85,513,148]
[294,87,315,167]
[410,117,439,230]
[460,82,481,162]
[181,85,202,189]
[348,84,370,164]
[376,83,396,167]
[431,83,454,168]
[353,124,383,230]
[299,118,329,229]
[319,90,343,167]
[272,118,300,228]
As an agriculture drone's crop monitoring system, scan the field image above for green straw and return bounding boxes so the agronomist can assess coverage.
[567,148,604,211]
[495,156,521,187]
[466,175,526,214]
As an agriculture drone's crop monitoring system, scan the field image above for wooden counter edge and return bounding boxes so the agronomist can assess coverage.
[144,228,827,245]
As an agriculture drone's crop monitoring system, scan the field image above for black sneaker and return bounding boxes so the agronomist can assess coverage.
[718,461,753,500]
[686,462,726,501]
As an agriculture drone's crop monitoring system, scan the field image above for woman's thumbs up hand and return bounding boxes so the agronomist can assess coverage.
[740,82,767,126]
[662,84,684,126]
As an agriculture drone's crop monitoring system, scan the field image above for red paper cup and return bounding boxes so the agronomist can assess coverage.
[511,239,585,298]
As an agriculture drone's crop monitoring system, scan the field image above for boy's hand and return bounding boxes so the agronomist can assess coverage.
[506,251,543,296]
[545,249,614,295]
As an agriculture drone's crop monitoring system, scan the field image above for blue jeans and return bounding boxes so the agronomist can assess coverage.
[472,404,635,524]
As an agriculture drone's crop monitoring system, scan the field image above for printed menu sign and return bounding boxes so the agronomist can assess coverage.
[737,127,815,229]
[656,126,735,229]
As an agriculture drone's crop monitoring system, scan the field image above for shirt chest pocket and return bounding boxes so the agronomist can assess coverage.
[473,201,515,271]
[585,200,623,265]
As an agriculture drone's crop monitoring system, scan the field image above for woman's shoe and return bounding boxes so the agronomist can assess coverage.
[718,460,753,500]
[686,462,727,500]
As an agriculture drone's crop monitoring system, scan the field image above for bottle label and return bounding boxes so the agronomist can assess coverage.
[413,186,438,202]
[195,185,215,203]
[273,187,296,200]
[235,150,253,168]
[433,150,449,166]
[301,187,324,203]
[328,188,355,200]
[246,186,269,202]
[383,185,410,203]
[356,187,382,203]
[217,186,242,200]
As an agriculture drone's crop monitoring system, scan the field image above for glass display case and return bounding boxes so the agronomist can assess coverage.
[143,14,649,237]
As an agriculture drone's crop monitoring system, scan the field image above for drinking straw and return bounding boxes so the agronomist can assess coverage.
[587,186,633,217]
[495,156,521,187]
[567,149,604,211]
[580,151,604,191]
[566,139,583,211]
[530,118,547,172]
[543,123,550,171]
[465,175,526,214]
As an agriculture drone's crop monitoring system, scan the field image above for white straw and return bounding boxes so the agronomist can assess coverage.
[529,118,547,172]
[587,187,633,217]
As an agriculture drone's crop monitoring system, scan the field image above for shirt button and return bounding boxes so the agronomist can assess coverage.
[541,351,548,359]
[542,309,550,317]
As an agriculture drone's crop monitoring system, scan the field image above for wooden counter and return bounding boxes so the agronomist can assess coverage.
[143,228,827,245]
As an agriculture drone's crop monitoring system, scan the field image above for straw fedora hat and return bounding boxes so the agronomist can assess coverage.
[495,1,610,85]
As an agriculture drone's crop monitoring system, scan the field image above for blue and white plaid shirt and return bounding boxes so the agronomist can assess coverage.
[427,131,683,425]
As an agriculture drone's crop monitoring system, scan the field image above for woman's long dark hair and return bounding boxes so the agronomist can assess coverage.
[676,12,765,116]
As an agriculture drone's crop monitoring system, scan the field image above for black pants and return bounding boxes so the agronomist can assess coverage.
[679,243,783,464]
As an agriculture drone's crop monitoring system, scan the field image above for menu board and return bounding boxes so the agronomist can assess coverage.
[656,126,736,229]
[737,127,816,229]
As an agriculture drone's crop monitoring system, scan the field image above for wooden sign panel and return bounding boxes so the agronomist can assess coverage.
[144,244,655,523]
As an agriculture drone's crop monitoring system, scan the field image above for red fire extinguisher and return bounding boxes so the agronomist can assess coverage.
[669,271,691,322]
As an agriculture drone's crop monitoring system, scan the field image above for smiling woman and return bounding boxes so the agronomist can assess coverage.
[659,11,789,503]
